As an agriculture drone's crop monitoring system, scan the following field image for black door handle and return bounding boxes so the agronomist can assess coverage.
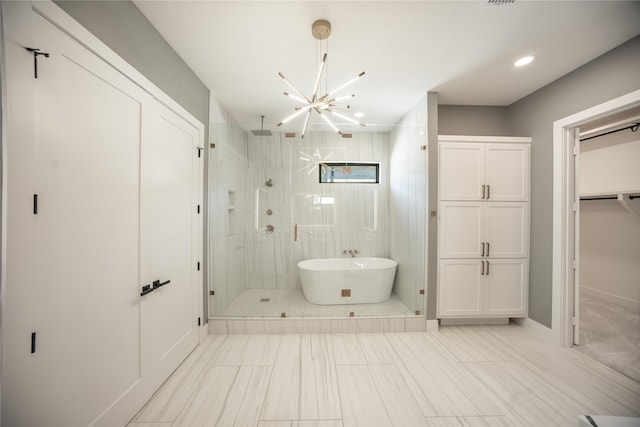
[153,279,171,289]
[140,284,154,296]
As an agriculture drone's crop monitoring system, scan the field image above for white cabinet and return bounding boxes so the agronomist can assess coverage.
[438,259,528,317]
[437,136,530,319]
[440,141,529,201]
[439,201,529,259]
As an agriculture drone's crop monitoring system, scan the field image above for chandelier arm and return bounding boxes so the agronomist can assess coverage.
[277,107,309,127]
[284,92,308,104]
[311,53,327,102]
[316,108,341,134]
[325,72,365,98]
[301,110,312,139]
[279,72,312,103]
[326,109,366,127]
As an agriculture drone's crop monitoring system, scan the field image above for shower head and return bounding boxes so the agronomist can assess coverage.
[251,115,272,136]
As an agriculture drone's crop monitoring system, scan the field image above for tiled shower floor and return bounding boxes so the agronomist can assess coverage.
[221,289,414,318]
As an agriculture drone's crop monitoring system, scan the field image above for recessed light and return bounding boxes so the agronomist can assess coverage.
[354,112,364,118]
[514,56,534,67]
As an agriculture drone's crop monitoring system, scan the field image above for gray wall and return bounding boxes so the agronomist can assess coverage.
[438,106,508,136]
[426,92,439,320]
[53,1,209,127]
[507,35,640,327]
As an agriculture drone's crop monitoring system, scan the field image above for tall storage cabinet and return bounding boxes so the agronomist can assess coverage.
[437,136,531,319]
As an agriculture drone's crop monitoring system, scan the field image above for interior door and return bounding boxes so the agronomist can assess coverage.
[140,101,201,390]
[2,2,151,425]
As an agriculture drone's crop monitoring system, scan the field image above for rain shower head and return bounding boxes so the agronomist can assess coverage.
[252,115,272,136]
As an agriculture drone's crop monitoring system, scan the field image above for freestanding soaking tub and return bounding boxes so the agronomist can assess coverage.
[297,257,398,305]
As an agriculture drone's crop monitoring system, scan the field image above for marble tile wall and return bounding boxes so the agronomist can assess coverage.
[210,94,427,316]
[389,95,428,314]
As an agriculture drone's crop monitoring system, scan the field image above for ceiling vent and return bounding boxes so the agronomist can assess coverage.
[488,0,515,4]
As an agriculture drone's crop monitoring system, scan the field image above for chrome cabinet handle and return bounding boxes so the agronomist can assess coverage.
[486,242,490,257]
[481,185,486,199]
[486,261,490,275]
[481,242,485,257]
[481,261,485,275]
[487,185,490,199]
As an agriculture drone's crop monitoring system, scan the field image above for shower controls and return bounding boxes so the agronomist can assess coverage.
[265,178,273,187]
[265,224,275,233]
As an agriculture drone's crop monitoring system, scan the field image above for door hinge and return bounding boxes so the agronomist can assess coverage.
[572,259,577,270]
[572,316,577,326]
[573,202,578,212]
[209,290,215,296]
[198,317,201,326]
[25,47,49,79]
[197,147,203,158]
[197,261,201,271]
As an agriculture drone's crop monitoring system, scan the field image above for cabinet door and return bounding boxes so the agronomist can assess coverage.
[439,202,484,258]
[438,259,483,317]
[485,202,529,258]
[484,259,528,316]
[485,144,529,201]
[439,143,485,200]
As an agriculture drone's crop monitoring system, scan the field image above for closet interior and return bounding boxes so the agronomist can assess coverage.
[577,107,640,382]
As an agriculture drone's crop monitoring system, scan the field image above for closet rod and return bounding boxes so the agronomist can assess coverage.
[580,195,639,201]
[580,123,639,142]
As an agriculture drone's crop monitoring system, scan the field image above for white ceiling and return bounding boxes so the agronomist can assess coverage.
[133,1,640,133]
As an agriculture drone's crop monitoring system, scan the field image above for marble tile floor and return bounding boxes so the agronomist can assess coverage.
[575,291,640,383]
[129,324,640,427]
[222,289,415,318]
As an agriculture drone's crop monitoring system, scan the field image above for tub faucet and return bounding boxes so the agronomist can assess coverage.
[348,249,360,258]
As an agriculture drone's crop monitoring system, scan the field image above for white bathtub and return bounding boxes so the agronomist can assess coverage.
[298,257,398,305]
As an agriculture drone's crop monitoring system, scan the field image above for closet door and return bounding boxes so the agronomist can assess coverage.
[438,259,483,316]
[140,102,201,390]
[484,259,528,316]
[2,3,151,425]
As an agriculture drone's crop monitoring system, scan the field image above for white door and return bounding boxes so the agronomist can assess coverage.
[439,142,485,200]
[439,201,484,258]
[485,144,530,201]
[140,102,201,390]
[438,259,483,317]
[484,259,528,316]
[2,3,151,425]
[485,202,529,258]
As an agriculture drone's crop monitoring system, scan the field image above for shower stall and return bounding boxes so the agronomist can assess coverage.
[208,98,427,320]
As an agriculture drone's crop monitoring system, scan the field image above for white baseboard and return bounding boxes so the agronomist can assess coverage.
[581,286,640,311]
[512,317,552,342]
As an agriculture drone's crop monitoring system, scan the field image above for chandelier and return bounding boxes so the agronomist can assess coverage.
[277,19,366,139]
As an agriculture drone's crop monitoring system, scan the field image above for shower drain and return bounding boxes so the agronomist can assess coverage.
[259,298,270,303]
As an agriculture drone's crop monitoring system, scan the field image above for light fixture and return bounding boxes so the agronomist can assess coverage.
[354,112,364,118]
[278,19,366,138]
[514,55,534,67]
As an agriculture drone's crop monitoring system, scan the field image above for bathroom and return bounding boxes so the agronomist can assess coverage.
[208,96,427,319]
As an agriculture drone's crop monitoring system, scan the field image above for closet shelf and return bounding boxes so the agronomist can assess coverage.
[580,190,640,216]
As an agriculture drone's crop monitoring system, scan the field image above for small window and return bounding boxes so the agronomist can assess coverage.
[319,163,379,183]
